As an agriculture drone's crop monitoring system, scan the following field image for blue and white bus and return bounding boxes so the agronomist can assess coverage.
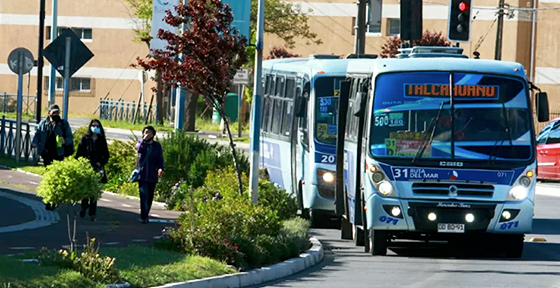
[259,55,378,226]
[336,46,550,257]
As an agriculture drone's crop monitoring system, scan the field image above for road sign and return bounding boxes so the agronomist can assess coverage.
[43,28,94,77]
[7,48,34,75]
[234,68,250,85]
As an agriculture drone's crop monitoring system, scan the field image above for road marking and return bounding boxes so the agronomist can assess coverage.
[153,236,162,240]
[104,242,120,246]
[121,203,132,208]
[150,213,160,217]
[100,198,111,202]
[21,259,39,263]
[148,219,175,223]
[62,245,82,249]
[29,181,38,185]
[529,237,547,242]
[0,191,59,233]
[132,239,147,242]
[9,247,35,250]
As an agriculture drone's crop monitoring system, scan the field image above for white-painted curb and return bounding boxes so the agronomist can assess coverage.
[150,237,324,288]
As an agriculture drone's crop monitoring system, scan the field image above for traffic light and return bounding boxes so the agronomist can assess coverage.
[447,0,472,42]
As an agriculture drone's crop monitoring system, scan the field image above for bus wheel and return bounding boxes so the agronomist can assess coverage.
[504,234,524,258]
[369,229,388,256]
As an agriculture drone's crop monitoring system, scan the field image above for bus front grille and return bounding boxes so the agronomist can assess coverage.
[411,182,494,198]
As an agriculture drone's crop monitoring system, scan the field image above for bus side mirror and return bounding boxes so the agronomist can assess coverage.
[294,96,307,118]
[353,92,366,117]
[536,92,549,123]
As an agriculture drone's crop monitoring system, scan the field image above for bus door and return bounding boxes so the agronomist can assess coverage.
[294,77,311,209]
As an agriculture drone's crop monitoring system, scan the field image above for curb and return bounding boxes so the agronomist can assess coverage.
[150,237,324,288]
[1,165,167,208]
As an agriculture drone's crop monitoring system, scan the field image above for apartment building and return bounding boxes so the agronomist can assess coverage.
[0,0,152,115]
[266,0,560,111]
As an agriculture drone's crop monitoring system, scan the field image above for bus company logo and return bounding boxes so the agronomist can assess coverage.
[448,185,458,197]
[448,171,459,180]
[440,161,464,167]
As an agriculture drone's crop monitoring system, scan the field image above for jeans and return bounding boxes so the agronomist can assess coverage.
[81,198,97,216]
[139,181,156,220]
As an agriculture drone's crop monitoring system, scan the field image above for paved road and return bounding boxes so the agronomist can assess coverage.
[0,167,181,254]
[252,183,560,288]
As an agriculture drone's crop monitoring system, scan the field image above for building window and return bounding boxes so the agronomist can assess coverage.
[46,27,93,40]
[388,18,400,36]
[45,76,92,92]
[367,0,382,34]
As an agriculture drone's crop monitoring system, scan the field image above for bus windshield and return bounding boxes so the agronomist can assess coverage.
[369,72,533,163]
[315,76,343,146]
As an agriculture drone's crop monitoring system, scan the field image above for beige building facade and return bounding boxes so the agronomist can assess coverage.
[1,0,558,116]
[0,0,153,115]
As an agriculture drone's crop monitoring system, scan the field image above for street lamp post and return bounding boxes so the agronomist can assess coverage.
[36,0,47,123]
[248,0,265,204]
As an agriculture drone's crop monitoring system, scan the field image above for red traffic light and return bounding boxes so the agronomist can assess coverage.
[458,1,469,11]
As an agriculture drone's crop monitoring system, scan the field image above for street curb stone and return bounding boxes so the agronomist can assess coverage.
[150,237,324,288]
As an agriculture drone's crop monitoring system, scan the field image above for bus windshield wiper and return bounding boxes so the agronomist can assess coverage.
[487,103,513,165]
[412,100,449,164]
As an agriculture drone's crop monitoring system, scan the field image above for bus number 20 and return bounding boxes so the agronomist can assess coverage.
[321,155,335,163]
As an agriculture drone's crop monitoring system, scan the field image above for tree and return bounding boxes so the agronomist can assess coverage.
[266,46,300,59]
[134,0,248,196]
[380,30,453,58]
[123,0,153,47]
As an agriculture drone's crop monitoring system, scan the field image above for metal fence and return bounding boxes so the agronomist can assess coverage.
[99,99,158,124]
[0,116,38,163]
[1,93,36,116]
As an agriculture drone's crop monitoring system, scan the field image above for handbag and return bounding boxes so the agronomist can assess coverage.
[129,146,152,182]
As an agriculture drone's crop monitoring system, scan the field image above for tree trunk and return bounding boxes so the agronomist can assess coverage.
[185,92,197,131]
[220,109,244,195]
[156,70,164,126]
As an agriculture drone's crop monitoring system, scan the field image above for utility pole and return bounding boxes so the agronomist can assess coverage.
[49,0,58,107]
[354,0,367,55]
[36,0,46,123]
[494,0,505,60]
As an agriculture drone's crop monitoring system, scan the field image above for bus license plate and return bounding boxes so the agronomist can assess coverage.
[438,223,465,233]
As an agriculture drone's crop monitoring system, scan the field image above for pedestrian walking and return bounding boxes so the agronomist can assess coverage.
[75,119,110,222]
[134,126,164,223]
[31,104,74,211]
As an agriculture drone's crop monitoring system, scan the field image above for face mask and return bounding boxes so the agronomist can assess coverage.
[51,115,61,122]
[91,126,101,134]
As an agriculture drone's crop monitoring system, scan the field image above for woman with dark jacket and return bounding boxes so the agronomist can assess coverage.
[76,119,110,222]
[135,126,164,224]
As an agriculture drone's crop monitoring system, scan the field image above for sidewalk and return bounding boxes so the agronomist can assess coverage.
[0,167,181,254]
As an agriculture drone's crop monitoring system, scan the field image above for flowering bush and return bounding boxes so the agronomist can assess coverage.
[37,157,103,205]
[380,30,452,58]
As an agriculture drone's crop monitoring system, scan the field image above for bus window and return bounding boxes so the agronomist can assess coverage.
[282,78,297,136]
[271,76,286,134]
[299,82,310,149]
[315,77,343,146]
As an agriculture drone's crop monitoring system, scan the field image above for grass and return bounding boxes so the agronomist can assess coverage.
[0,246,235,288]
[0,112,35,121]
[0,156,45,175]
[196,117,250,134]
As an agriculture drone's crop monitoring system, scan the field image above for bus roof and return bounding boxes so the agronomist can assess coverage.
[347,57,527,78]
[263,57,378,76]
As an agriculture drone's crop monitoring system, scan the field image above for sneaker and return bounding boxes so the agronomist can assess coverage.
[141,218,149,224]
[79,210,86,218]
[90,215,97,222]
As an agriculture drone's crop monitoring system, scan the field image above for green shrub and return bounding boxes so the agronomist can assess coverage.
[72,125,89,153]
[256,179,298,221]
[104,139,137,181]
[37,157,103,205]
[157,131,249,208]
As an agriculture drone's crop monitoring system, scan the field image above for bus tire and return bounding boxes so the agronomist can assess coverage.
[341,216,353,240]
[353,225,365,246]
[504,234,524,258]
[369,229,388,256]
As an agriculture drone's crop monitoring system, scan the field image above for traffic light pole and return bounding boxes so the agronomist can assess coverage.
[494,0,505,60]
[354,0,367,55]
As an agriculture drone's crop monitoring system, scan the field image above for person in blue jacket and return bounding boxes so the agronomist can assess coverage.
[135,126,164,223]
[31,104,74,211]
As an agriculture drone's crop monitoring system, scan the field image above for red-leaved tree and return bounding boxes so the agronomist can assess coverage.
[380,30,452,58]
[266,46,300,59]
[134,0,248,195]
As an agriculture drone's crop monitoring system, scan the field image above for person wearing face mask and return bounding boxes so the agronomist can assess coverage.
[31,104,74,211]
[75,119,110,222]
[135,126,164,224]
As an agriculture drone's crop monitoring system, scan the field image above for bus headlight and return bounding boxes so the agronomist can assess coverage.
[322,172,335,183]
[509,186,529,201]
[317,169,335,184]
[378,181,394,196]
